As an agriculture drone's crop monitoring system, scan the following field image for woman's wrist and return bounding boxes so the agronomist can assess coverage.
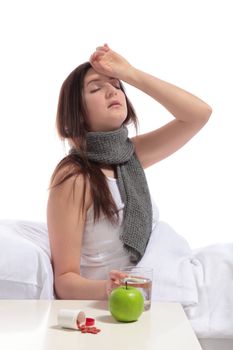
[120,66,139,84]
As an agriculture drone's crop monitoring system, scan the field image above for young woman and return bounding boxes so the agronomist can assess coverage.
[47,43,212,300]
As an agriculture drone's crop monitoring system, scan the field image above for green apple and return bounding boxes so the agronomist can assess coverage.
[109,284,144,322]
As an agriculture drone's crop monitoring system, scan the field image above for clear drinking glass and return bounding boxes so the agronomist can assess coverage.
[119,266,153,311]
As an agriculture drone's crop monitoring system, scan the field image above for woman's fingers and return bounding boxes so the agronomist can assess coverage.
[90,50,106,63]
[90,44,110,62]
[107,270,129,296]
[96,44,109,52]
[89,44,131,79]
[109,270,128,281]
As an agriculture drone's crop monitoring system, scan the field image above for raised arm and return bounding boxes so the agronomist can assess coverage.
[90,44,212,168]
[127,69,212,168]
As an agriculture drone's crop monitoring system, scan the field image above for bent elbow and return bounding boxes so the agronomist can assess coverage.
[197,105,212,127]
[203,105,213,121]
[54,273,75,300]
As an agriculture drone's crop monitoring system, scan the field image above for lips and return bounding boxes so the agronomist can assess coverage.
[108,100,122,108]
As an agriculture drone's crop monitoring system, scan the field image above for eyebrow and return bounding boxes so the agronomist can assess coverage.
[86,77,119,87]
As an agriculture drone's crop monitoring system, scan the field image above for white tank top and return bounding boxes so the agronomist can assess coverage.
[80,177,159,280]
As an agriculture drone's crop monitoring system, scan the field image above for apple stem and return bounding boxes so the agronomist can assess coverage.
[126,281,128,290]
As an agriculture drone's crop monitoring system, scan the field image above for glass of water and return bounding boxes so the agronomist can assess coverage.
[119,266,153,311]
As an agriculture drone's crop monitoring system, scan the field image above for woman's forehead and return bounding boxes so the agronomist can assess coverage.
[84,69,102,84]
[84,68,117,86]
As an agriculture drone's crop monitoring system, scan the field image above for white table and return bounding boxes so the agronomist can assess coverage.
[0,300,202,350]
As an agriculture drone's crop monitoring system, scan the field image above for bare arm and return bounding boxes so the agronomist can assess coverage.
[128,68,212,168]
[90,44,212,168]
[47,171,108,300]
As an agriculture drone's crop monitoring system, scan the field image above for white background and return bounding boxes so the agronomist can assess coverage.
[0,0,232,249]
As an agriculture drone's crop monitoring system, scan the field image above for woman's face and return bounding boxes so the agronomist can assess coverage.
[83,68,128,132]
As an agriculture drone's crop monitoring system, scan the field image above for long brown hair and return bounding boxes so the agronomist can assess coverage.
[50,62,138,223]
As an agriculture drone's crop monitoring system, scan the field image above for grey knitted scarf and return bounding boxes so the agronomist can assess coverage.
[70,126,152,264]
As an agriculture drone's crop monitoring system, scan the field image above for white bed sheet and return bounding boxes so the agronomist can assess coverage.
[0,220,54,299]
[1,219,233,340]
[138,221,233,339]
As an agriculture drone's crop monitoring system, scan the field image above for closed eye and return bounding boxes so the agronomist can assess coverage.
[90,88,101,93]
[90,82,121,93]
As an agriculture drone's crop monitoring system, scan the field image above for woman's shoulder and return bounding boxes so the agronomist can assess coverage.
[49,159,92,209]
[50,153,84,185]
[51,160,78,184]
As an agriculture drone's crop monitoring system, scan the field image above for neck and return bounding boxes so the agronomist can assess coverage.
[70,125,135,165]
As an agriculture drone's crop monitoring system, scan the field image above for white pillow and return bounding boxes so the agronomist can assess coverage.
[0,220,54,299]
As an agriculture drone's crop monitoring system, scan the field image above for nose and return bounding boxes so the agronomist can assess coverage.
[105,83,117,98]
